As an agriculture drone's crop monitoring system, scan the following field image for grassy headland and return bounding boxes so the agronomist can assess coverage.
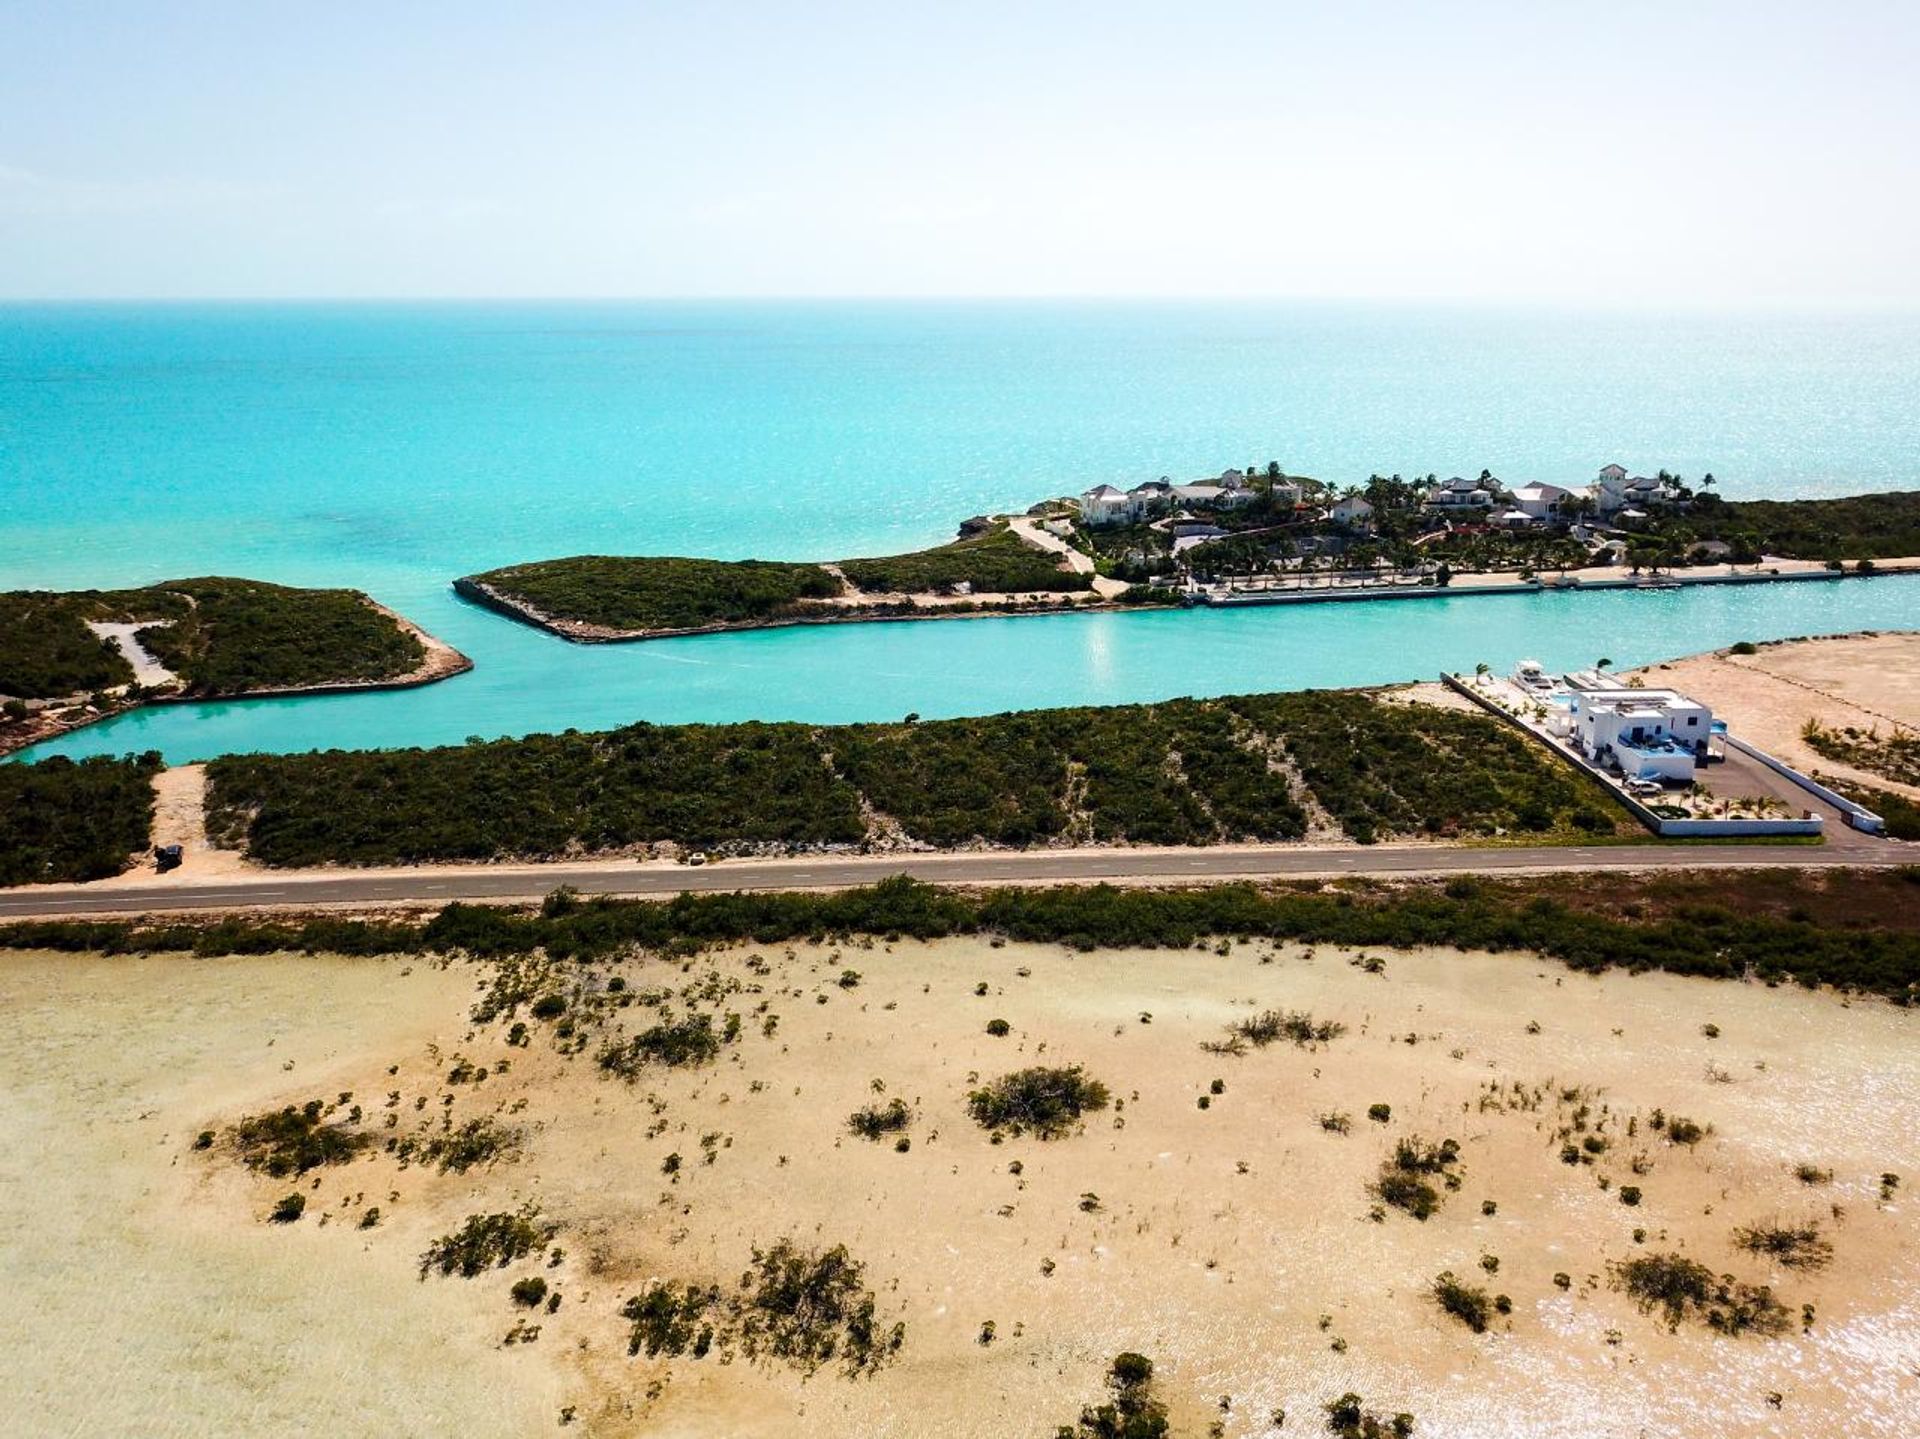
[457,524,1092,640]
[457,556,843,634]
[1,578,464,756]
[198,689,1626,868]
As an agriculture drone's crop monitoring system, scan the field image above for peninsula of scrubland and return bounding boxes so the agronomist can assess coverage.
[0,578,469,757]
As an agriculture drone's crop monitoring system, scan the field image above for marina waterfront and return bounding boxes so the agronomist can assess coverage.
[6,301,1920,761]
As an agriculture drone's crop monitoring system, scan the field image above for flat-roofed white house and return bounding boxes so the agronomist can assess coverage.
[1567,687,1714,783]
[1078,484,1131,526]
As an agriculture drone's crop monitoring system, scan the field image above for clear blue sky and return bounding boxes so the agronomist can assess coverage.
[3,0,1916,302]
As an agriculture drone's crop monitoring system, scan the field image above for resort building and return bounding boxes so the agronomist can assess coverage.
[1564,686,1714,783]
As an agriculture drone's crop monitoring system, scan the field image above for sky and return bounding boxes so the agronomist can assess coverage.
[2,0,1917,304]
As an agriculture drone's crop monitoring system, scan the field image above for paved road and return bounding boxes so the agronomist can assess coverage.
[0,840,1903,918]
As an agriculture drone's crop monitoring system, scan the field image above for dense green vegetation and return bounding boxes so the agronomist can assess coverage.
[466,526,1087,637]
[467,555,843,633]
[201,689,1619,866]
[1694,490,1920,561]
[0,579,423,701]
[7,868,1919,999]
[1228,692,1619,843]
[143,578,424,693]
[207,721,866,864]
[838,525,1090,595]
[0,752,160,884]
[0,591,154,696]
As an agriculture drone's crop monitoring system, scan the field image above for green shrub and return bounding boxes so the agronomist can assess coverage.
[1054,1351,1169,1438]
[230,1100,369,1177]
[419,1205,556,1279]
[986,1018,1011,1037]
[1611,1252,1790,1336]
[967,1066,1111,1139]
[510,1276,550,1308]
[1230,1008,1346,1049]
[269,1192,306,1224]
[1372,1137,1460,1220]
[1732,1220,1833,1271]
[1432,1272,1494,1332]
[1324,1392,1415,1438]
[848,1098,911,1141]
[599,1013,727,1077]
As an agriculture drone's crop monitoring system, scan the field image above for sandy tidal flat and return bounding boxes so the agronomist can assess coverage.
[2,937,1917,1438]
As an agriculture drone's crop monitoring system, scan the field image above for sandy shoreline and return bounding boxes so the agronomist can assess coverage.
[6,934,1913,1436]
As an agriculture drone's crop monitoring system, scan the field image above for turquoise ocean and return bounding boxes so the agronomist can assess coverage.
[3,301,1918,763]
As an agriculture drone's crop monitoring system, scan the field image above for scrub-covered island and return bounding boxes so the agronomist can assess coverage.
[0,578,469,756]
[455,465,1920,640]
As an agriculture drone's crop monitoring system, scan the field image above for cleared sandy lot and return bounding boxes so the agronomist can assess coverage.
[4,934,1916,1438]
[1636,631,1920,799]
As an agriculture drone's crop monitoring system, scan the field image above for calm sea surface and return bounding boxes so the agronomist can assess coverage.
[4,301,1918,762]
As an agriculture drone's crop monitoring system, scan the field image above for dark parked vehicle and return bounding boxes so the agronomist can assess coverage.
[154,844,184,873]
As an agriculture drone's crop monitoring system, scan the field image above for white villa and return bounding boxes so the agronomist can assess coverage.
[1593,467,1683,516]
[1425,475,1500,510]
[1511,481,1576,521]
[1078,472,1258,526]
[1564,686,1714,783]
[1328,494,1375,528]
[1079,484,1131,526]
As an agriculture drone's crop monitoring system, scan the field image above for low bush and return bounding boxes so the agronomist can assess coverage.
[848,1098,911,1141]
[510,1277,549,1308]
[1053,1351,1169,1438]
[1432,1272,1494,1333]
[400,1116,516,1174]
[230,1100,369,1177]
[1611,1252,1790,1336]
[1230,1008,1346,1049]
[1732,1220,1833,1271]
[967,1065,1111,1139]
[599,1013,730,1077]
[269,1192,306,1224]
[1373,1136,1460,1220]
[419,1205,556,1279]
[1324,1392,1416,1438]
